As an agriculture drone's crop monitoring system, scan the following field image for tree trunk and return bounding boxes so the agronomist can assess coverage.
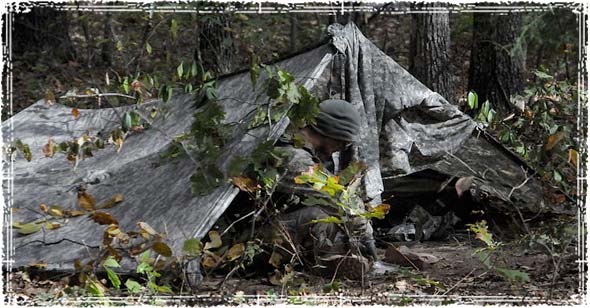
[409,4,455,102]
[12,6,76,62]
[199,14,237,75]
[101,12,115,67]
[468,11,525,116]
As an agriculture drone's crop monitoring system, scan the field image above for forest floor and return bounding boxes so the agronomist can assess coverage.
[6,230,582,306]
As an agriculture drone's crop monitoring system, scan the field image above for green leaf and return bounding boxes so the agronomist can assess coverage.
[16,221,42,235]
[533,70,554,80]
[15,139,32,162]
[125,279,142,293]
[136,262,152,274]
[121,112,132,133]
[158,285,172,293]
[182,238,203,257]
[250,64,260,89]
[105,267,121,289]
[145,42,152,55]
[338,161,367,186]
[496,267,530,283]
[103,256,121,268]
[177,62,184,80]
[191,61,199,77]
[170,18,178,40]
[266,78,280,99]
[311,216,343,224]
[553,170,562,182]
[467,91,478,109]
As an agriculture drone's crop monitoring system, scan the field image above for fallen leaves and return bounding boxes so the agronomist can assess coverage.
[90,211,118,225]
[78,191,96,211]
[72,108,80,119]
[42,137,56,158]
[204,231,222,250]
[98,194,124,209]
[153,241,172,257]
[545,132,564,151]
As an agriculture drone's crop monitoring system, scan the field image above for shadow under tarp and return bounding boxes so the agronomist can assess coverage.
[2,23,566,275]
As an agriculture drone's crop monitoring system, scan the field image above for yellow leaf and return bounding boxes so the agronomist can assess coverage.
[45,222,62,230]
[78,191,96,211]
[569,149,579,166]
[39,203,48,213]
[225,243,245,261]
[29,262,48,269]
[48,206,63,217]
[204,231,222,250]
[99,194,124,209]
[545,132,564,151]
[72,108,80,119]
[137,222,158,236]
[44,90,55,105]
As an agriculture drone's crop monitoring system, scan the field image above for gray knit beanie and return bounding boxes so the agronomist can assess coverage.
[310,99,361,142]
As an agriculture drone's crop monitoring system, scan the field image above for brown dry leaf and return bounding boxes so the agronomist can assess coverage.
[42,137,55,158]
[72,108,80,119]
[545,132,564,151]
[29,262,48,269]
[99,194,124,209]
[78,191,96,211]
[201,253,219,268]
[153,242,173,257]
[225,243,245,262]
[91,211,118,225]
[105,225,121,236]
[231,176,260,193]
[268,251,282,268]
[44,90,55,105]
[204,231,222,250]
[39,204,48,213]
[64,210,85,217]
[553,194,566,204]
[137,222,158,236]
[568,149,579,166]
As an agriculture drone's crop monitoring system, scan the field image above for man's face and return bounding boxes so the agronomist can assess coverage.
[315,136,350,161]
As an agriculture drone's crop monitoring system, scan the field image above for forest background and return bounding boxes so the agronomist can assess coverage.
[3,1,584,199]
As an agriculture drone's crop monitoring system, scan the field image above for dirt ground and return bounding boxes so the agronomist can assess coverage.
[5,232,582,306]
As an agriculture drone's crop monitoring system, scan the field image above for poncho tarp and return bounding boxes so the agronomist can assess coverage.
[3,23,565,272]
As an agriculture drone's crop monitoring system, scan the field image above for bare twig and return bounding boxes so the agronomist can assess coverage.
[59,93,137,100]
[445,150,480,176]
[220,210,255,237]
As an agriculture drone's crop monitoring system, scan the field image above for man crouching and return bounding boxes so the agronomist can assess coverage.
[269,99,378,280]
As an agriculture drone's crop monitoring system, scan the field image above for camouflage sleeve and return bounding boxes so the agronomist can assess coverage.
[275,146,332,198]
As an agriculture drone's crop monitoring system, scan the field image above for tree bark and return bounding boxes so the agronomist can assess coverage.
[12,6,76,62]
[199,13,237,75]
[409,4,455,102]
[468,11,525,116]
[101,12,115,67]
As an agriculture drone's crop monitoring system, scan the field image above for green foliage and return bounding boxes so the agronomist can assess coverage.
[248,65,320,130]
[467,220,530,285]
[295,161,390,224]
